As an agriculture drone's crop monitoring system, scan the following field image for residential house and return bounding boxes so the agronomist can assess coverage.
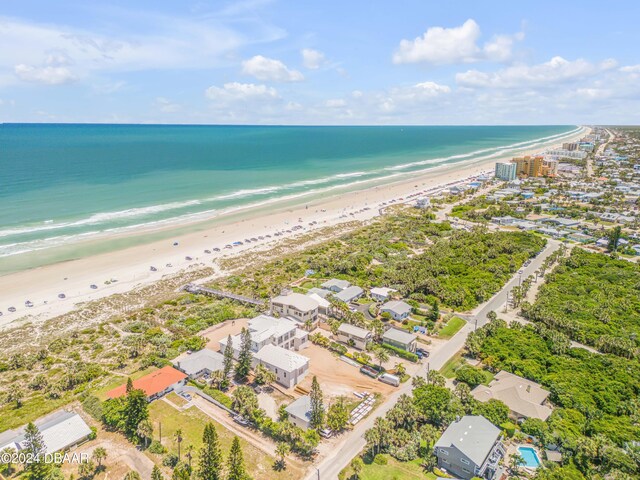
[434,415,506,480]
[334,285,364,303]
[306,292,331,315]
[471,371,553,421]
[370,287,396,302]
[106,366,187,401]
[284,395,317,430]
[219,315,309,355]
[252,344,309,388]
[337,323,372,350]
[271,293,319,327]
[172,349,225,379]
[0,410,92,455]
[307,287,331,299]
[380,300,413,321]
[382,328,417,353]
[321,279,351,292]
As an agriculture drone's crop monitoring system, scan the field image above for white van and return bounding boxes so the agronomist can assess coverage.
[378,373,400,387]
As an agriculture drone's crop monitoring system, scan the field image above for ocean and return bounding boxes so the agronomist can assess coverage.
[0,124,580,274]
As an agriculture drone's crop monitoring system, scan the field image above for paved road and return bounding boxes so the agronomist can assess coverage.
[306,239,562,479]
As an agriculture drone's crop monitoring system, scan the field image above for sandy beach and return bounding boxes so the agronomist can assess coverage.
[0,127,587,330]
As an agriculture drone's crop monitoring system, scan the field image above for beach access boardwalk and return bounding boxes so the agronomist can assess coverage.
[183,284,265,307]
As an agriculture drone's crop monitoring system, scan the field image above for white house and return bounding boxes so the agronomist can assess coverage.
[271,293,319,327]
[334,285,364,303]
[253,344,309,388]
[370,287,396,302]
[306,292,331,315]
[284,395,315,430]
[321,279,351,292]
[219,315,309,355]
[172,349,225,379]
[382,328,418,353]
[337,323,372,350]
[0,410,92,455]
[380,300,413,320]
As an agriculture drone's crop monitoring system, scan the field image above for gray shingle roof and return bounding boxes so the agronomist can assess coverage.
[382,327,417,345]
[172,349,225,376]
[434,416,501,465]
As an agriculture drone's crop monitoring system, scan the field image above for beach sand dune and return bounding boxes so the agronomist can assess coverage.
[0,128,587,332]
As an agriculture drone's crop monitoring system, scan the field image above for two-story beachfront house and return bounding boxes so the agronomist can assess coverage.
[434,416,506,480]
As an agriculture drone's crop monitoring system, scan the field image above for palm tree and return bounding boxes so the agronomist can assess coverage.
[209,370,225,390]
[184,444,194,469]
[174,429,183,461]
[92,446,107,469]
[137,420,153,448]
[394,362,406,376]
[509,454,525,477]
[275,442,290,470]
[373,347,389,368]
[350,457,364,479]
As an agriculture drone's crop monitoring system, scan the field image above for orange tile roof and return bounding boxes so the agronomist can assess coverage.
[106,366,187,399]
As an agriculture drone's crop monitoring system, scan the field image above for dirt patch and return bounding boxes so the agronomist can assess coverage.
[292,344,396,399]
[202,317,250,351]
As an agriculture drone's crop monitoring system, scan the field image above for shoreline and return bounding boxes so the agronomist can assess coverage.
[0,127,587,330]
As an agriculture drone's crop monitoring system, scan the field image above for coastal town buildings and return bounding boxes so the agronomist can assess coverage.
[494,162,517,181]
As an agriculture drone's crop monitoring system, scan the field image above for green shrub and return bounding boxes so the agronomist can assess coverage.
[162,453,179,467]
[373,454,388,465]
[149,440,167,454]
[381,343,418,362]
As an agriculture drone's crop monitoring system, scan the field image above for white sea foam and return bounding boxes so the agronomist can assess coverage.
[0,126,584,257]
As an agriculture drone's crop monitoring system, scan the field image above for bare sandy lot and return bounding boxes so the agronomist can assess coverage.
[294,344,396,399]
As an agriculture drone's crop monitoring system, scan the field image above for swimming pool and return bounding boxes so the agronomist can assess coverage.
[517,446,541,468]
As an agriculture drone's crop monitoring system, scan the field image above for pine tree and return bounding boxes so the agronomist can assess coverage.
[309,376,324,429]
[235,328,252,380]
[226,437,247,480]
[151,465,164,480]
[126,377,134,394]
[222,335,234,388]
[23,422,50,479]
[197,423,222,480]
[124,387,149,437]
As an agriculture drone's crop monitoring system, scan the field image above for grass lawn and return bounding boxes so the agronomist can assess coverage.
[147,401,299,480]
[342,455,435,480]
[437,316,466,339]
[440,351,466,379]
[0,393,73,432]
[165,392,190,407]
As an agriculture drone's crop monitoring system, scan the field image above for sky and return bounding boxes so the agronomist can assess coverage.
[0,0,639,125]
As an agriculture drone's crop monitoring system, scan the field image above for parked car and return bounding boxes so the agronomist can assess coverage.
[360,365,378,378]
[233,415,251,426]
[378,373,400,387]
[416,348,430,358]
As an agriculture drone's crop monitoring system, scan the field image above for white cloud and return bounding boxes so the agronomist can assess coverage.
[325,98,346,108]
[241,55,303,82]
[620,64,640,73]
[154,97,181,113]
[483,32,524,62]
[301,49,326,69]
[14,64,76,85]
[205,82,279,102]
[456,56,617,88]
[393,19,523,65]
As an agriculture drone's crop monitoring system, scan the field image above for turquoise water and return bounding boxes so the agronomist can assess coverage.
[517,447,541,468]
[0,124,579,273]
